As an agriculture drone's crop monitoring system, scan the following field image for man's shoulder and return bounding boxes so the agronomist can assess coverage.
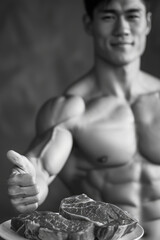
[36,95,85,134]
[133,71,160,106]
[65,70,96,99]
[141,71,160,92]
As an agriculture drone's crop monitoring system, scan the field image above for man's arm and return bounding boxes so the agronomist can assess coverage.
[7,95,85,213]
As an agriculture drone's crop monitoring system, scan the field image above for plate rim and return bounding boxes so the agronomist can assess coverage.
[0,219,144,240]
[120,223,144,240]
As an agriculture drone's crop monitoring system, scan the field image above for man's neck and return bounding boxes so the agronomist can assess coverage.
[94,58,141,101]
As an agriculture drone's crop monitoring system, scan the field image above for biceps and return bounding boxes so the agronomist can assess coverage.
[27,126,73,176]
[42,127,73,175]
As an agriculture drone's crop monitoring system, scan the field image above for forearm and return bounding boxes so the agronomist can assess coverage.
[27,155,55,206]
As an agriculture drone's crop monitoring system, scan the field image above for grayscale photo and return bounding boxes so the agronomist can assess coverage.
[0,1,160,240]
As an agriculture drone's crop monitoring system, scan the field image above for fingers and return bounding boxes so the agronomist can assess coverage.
[8,184,39,197]
[8,187,39,213]
[11,196,39,206]
[8,173,39,213]
[8,173,36,187]
[11,198,39,213]
[7,150,35,175]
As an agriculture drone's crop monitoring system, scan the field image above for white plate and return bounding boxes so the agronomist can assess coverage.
[0,220,26,240]
[0,220,144,240]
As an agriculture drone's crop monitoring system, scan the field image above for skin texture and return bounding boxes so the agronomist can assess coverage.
[7,0,160,239]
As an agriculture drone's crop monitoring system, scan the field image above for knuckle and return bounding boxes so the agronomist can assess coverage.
[34,185,39,195]
[11,198,16,204]
[11,198,20,206]
[24,203,38,213]
[13,201,38,213]
[8,187,13,196]
[34,195,39,203]
[16,205,26,213]
[8,186,17,196]
[22,174,35,185]
[30,203,38,211]
[8,176,17,185]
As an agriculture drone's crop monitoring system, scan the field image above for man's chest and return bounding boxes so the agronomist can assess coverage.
[72,93,160,166]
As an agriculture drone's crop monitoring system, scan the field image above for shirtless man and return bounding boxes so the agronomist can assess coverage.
[7,0,160,239]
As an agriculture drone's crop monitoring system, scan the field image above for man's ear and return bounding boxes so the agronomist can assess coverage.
[83,14,93,35]
[146,12,152,35]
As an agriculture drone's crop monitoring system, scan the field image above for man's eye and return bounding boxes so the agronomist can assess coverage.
[127,15,140,20]
[101,14,115,20]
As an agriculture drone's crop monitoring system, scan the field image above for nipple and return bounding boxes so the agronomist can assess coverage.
[97,156,108,164]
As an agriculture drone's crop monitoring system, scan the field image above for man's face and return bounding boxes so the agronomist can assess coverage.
[84,0,151,66]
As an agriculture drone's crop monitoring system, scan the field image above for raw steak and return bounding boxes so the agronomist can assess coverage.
[11,211,94,240]
[60,194,138,240]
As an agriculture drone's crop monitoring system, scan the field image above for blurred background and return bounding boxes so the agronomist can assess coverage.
[0,0,160,223]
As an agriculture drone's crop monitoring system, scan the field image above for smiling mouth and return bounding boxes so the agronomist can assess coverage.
[111,42,133,46]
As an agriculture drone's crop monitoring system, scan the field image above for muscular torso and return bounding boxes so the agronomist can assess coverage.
[59,91,160,239]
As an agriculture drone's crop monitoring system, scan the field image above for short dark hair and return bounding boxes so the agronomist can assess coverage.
[83,0,151,19]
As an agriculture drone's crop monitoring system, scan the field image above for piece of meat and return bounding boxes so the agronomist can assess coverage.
[11,211,40,237]
[11,211,94,240]
[59,194,138,240]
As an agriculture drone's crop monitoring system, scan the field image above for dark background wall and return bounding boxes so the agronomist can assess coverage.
[0,0,159,222]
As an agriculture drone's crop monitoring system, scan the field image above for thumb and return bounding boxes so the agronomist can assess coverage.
[7,150,35,175]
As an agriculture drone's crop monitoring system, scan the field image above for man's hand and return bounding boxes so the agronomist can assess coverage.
[7,150,39,213]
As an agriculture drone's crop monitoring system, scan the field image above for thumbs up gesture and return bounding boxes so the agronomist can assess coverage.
[7,150,36,177]
[7,150,39,213]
